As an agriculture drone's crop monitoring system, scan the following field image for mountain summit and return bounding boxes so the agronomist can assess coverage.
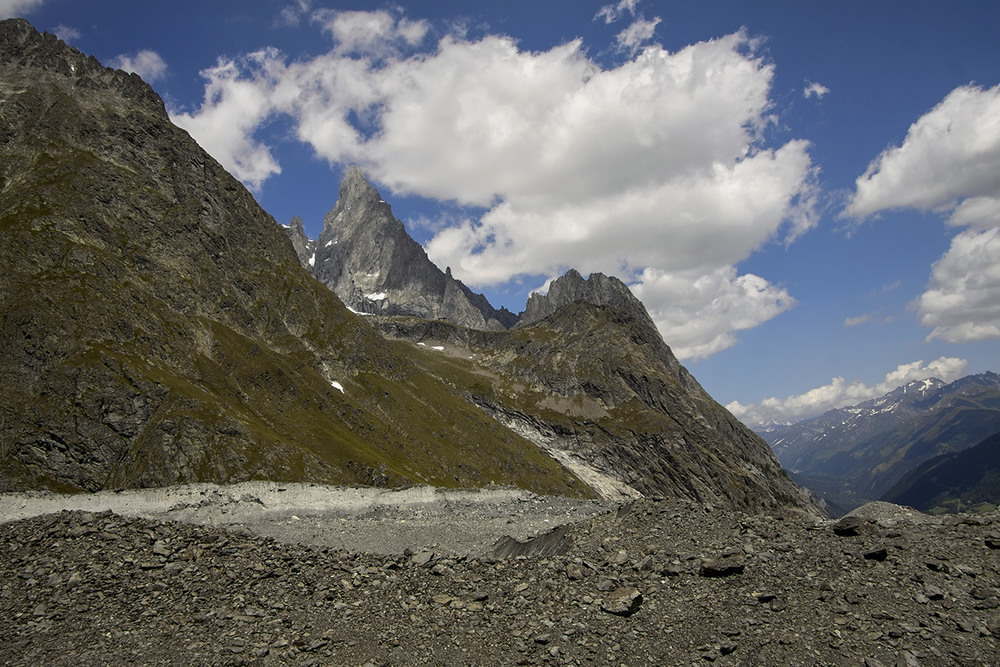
[286,167,516,330]
[1,20,820,516]
[0,19,581,495]
[519,269,657,330]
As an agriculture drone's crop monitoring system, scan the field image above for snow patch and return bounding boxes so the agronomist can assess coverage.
[325,240,335,247]
[366,292,387,301]
[308,253,315,267]
[329,380,344,394]
[432,346,444,351]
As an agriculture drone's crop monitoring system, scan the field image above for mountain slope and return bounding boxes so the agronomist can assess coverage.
[760,372,1000,508]
[375,271,818,513]
[882,431,1000,512]
[285,167,516,330]
[0,19,586,496]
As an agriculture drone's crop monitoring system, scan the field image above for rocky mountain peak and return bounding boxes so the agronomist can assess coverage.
[520,269,656,331]
[286,167,517,330]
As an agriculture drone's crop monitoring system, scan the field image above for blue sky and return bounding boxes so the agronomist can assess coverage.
[5,0,999,426]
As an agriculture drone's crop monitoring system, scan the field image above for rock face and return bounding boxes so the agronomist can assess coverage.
[288,167,516,330]
[761,372,1000,512]
[0,19,586,497]
[375,289,818,514]
[2,499,999,666]
[519,268,655,329]
[283,216,314,267]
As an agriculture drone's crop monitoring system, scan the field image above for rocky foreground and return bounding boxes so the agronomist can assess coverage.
[2,498,999,666]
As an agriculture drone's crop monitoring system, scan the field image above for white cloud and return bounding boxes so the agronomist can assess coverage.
[728,356,969,427]
[918,227,1000,342]
[614,16,661,54]
[0,0,44,19]
[312,8,429,56]
[51,24,80,41]
[278,0,310,26]
[171,50,285,191]
[170,16,817,358]
[846,83,1000,345]
[803,80,829,99]
[596,0,640,24]
[632,267,796,360]
[110,49,168,82]
[847,84,1000,218]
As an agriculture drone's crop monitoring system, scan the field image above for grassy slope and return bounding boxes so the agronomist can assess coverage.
[0,26,590,497]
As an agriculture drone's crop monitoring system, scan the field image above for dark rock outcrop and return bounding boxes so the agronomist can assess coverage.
[287,167,516,330]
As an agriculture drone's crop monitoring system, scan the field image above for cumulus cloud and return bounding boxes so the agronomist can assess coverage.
[918,227,1000,342]
[727,357,969,427]
[803,80,829,99]
[846,83,1000,344]
[172,50,286,191]
[0,0,44,19]
[632,267,796,360]
[170,13,817,358]
[847,84,1000,218]
[110,49,168,82]
[312,8,429,56]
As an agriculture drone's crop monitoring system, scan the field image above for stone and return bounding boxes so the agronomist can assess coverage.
[832,516,871,537]
[410,550,434,567]
[699,554,745,577]
[600,587,643,617]
[863,547,888,561]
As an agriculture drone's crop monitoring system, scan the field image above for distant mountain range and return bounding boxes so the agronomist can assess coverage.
[883,431,1000,512]
[758,372,1000,512]
[0,19,818,515]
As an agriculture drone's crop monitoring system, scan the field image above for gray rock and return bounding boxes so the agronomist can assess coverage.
[292,167,516,330]
[600,586,642,616]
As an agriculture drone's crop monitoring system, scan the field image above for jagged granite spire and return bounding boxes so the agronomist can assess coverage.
[288,167,517,330]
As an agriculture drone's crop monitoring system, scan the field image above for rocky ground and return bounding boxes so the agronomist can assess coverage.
[1,488,999,666]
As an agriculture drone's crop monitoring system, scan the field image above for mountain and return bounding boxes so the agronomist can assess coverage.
[0,19,583,496]
[0,20,819,516]
[374,271,816,512]
[519,269,658,330]
[882,431,1000,512]
[759,372,1000,510]
[284,167,517,330]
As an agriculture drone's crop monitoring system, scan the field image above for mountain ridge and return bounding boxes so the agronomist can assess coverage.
[759,371,1000,510]
[0,18,585,497]
[285,166,517,330]
[0,19,819,517]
